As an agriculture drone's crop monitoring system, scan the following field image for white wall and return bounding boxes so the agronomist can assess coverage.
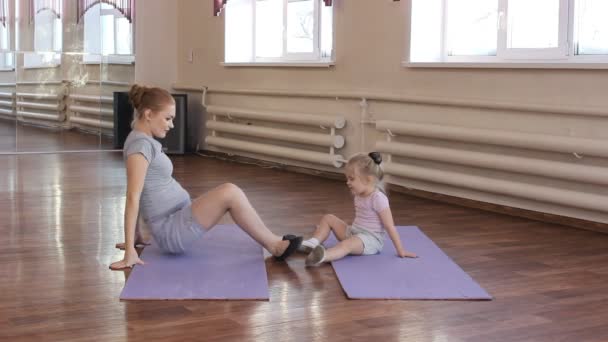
[134,0,179,89]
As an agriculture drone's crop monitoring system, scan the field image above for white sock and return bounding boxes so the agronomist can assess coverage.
[302,238,320,249]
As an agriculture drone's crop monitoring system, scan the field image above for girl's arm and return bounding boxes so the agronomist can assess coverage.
[379,207,417,258]
[110,154,150,270]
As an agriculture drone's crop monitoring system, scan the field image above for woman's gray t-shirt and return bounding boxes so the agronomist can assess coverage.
[123,130,190,222]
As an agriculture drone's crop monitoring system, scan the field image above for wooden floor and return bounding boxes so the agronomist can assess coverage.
[0,119,113,152]
[2,152,608,341]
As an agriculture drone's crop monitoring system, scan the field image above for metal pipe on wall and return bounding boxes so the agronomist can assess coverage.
[17,110,64,122]
[16,101,65,111]
[376,140,608,186]
[206,136,344,168]
[70,105,113,116]
[16,92,64,100]
[0,108,14,116]
[70,94,113,104]
[207,105,346,129]
[70,116,113,129]
[207,120,344,148]
[376,120,608,158]
[383,163,608,213]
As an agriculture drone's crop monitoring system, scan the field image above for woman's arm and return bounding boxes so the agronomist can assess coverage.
[110,154,150,270]
[379,207,417,258]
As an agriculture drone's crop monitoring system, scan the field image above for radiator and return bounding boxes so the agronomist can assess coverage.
[375,120,608,214]
[0,91,15,119]
[205,104,346,168]
[16,91,66,124]
[68,94,114,130]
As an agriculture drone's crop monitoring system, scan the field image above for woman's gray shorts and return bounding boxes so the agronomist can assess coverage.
[346,224,385,255]
[147,200,205,254]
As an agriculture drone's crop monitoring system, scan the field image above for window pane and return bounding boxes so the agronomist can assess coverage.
[54,18,62,52]
[115,17,132,55]
[84,5,102,54]
[574,0,608,55]
[101,15,114,55]
[410,0,443,62]
[320,3,332,58]
[447,0,498,56]
[0,26,8,51]
[0,52,13,69]
[0,0,8,51]
[286,0,314,53]
[507,0,560,49]
[35,11,55,51]
[256,0,283,58]
[226,0,253,62]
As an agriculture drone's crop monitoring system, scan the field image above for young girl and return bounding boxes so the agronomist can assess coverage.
[110,84,302,270]
[302,152,417,266]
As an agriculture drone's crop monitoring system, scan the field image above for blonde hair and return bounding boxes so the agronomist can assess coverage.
[346,152,386,194]
[128,84,175,127]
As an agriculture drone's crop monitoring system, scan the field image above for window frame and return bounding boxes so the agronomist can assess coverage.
[224,0,334,66]
[408,0,608,69]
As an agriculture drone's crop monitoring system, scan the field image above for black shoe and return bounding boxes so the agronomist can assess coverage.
[274,235,303,261]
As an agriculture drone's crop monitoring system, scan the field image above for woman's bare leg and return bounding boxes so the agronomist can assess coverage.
[190,183,289,256]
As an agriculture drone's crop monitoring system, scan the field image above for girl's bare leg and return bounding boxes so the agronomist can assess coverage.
[325,236,364,260]
[311,214,349,242]
[191,183,290,257]
[306,236,364,266]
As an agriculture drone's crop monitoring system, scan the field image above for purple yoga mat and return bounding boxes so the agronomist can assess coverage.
[325,226,492,300]
[120,224,269,300]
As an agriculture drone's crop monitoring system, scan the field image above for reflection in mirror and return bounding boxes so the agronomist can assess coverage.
[0,0,15,152]
[0,52,16,152]
[16,50,101,152]
[12,0,135,152]
[100,55,133,150]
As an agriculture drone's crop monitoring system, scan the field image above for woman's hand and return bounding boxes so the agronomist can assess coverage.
[110,250,145,270]
[397,249,418,258]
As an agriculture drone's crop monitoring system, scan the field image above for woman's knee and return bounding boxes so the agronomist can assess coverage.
[217,183,245,203]
[321,214,338,224]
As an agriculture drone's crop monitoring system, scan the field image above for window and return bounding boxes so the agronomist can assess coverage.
[225,0,333,65]
[0,0,13,70]
[24,2,62,69]
[83,2,134,64]
[409,0,608,67]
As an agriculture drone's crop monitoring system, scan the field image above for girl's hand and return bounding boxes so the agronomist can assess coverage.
[110,250,145,270]
[398,250,418,258]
